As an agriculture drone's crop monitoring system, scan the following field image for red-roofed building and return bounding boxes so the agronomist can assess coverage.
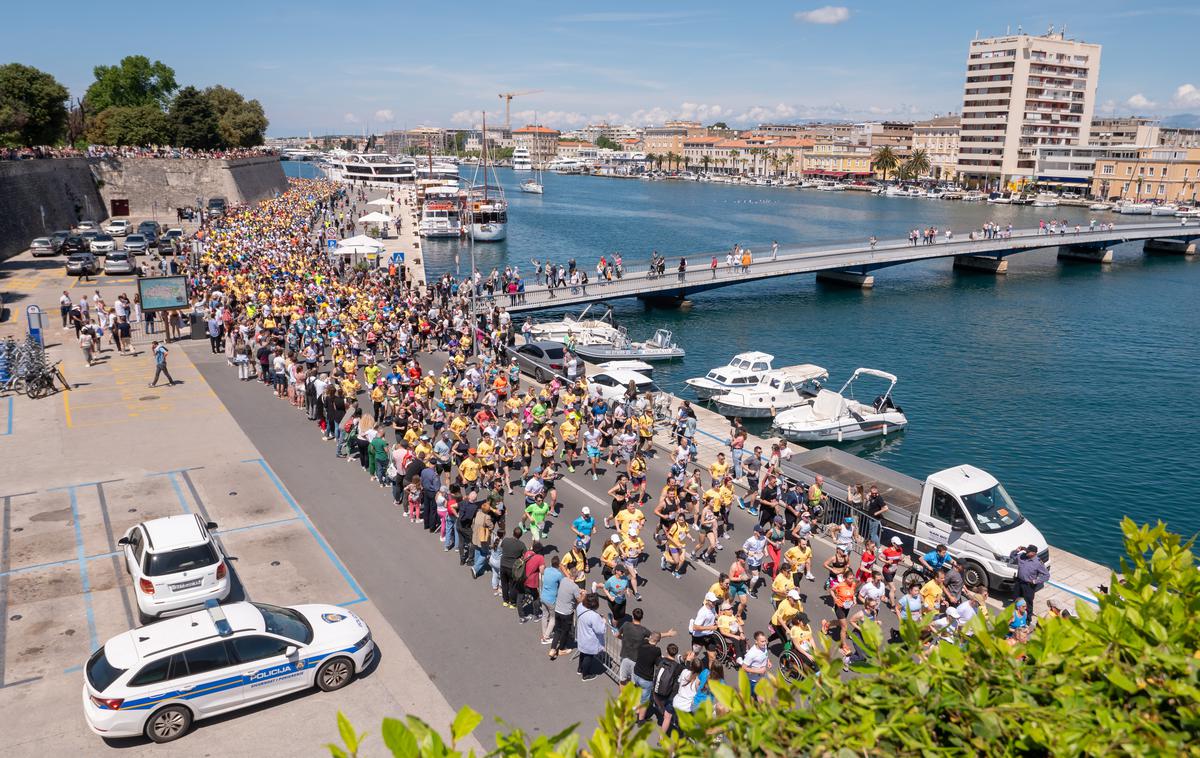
[513,125,561,165]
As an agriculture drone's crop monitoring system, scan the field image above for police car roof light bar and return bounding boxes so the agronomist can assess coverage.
[205,598,233,637]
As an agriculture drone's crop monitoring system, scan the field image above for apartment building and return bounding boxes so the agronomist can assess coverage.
[956,29,1101,189]
[512,125,561,165]
[912,115,961,180]
[802,142,874,179]
[1091,146,1200,203]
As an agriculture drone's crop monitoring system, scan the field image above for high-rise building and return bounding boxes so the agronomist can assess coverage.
[956,28,1101,189]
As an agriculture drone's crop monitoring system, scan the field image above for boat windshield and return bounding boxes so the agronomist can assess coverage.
[751,361,769,371]
[961,483,1025,534]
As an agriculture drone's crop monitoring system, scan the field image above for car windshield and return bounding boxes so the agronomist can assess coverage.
[144,542,218,576]
[33,238,50,244]
[543,347,564,359]
[127,235,144,242]
[86,646,126,693]
[254,603,314,644]
[961,483,1026,533]
[69,255,89,262]
[94,235,112,242]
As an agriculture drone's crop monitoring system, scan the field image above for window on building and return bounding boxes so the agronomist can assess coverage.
[1148,167,1156,176]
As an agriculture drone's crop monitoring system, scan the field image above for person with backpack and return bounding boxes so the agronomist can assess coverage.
[642,641,681,725]
[499,527,527,613]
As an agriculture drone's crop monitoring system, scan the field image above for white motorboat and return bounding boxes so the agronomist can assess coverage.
[1176,207,1200,218]
[814,180,846,191]
[528,304,621,344]
[961,190,986,202]
[1031,194,1060,207]
[684,351,776,401]
[1150,203,1180,216]
[1116,201,1153,215]
[772,367,907,443]
[709,364,829,418]
[511,147,532,172]
[520,178,544,194]
[418,201,462,238]
[986,192,1012,204]
[1088,202,1112,211]
[572,328,685,362]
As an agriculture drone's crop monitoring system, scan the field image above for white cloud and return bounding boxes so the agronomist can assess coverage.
[734,103,798,124]
[1125,93,1156,109]
[343,112,359,124]
[794,6,850,24]
[1172,83,1200,108]
[1098,99,1117,115]
[374,109,395,122]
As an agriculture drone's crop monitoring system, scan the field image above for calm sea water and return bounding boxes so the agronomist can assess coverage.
[285,161,1200,566]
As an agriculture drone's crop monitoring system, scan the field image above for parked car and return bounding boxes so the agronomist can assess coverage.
[30,237,56,256]
[82,600,374,743]
[119,514,231,622]
[90,234,116,254]
[207,197,227,217]
[75,220,99,232]
[103,219,132,236]
[586,368,659,403]
[62,235,90,255]
[160,228,185,254]
[80,230,100,248]
[104,251,138,275]
[50,230,71,251]
[137,220,162,238]
[506,341,567,382]
[123,234,149,254]
[66,252,99,276]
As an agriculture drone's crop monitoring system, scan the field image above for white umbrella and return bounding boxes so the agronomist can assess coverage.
[335,234,386,252]
[367,197,399,207]
[357,211,393,224]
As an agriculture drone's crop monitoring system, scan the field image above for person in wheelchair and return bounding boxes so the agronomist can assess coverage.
[715,603,748,663]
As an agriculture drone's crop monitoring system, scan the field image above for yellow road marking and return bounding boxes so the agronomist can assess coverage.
[63,389,73,428]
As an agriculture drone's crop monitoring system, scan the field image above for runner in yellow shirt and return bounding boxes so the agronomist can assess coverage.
[599,534,622,579]
[457,450,481,488]
[613,501,645,537]
[785,538,815,582]
[559,417,580,473]
[709,452,730,487]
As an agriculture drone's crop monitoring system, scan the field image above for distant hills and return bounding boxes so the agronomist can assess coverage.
[1161,113,1200,128]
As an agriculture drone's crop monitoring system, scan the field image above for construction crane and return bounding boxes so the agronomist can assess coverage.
[497,90,543,131]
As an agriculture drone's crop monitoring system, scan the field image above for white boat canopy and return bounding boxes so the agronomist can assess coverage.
[769,364,829,383]
[846,367,898,384]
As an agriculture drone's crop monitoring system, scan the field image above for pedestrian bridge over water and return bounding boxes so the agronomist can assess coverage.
[496,220,1199,314]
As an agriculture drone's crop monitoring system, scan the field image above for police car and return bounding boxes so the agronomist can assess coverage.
[83,600,374,743]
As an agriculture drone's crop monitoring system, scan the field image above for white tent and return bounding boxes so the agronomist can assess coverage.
[366,197,399,207]
[334,234,385,253]
[357,211,393,224]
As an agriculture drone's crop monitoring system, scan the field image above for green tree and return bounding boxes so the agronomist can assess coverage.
[169,86,220,149]
[86,104,172,146]
[204,85,268,147]
[85,55,177,112]
[594,135,620,150]
[0,63,69,147]
[872,145,898,183]
[333,519,1200,758]
[710,121,728,129]
[907,148,931,179]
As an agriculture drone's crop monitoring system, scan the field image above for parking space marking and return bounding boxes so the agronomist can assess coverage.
[241,458,366,605]
[62,389,71,428]
[1,396,11,435]
[64,486,98,651]
[1,494,12,685]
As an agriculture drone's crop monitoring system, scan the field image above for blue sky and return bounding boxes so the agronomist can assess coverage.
[4,1,1199,136]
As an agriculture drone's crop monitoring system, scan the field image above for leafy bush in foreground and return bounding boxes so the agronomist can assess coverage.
[329,519,1200,757]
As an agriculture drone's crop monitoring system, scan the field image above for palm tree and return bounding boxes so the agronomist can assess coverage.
[872,146,899,183]
[769,155,781,177]
[701,155,711,174]
[731,149,742,175]
[645,152,657,171]
[907,149,931,180]
[783,153,795,178]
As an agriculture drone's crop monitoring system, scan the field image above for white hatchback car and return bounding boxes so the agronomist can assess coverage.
[83,600,374,743]
[103,219,132,236]
[586,368,659,404]
[119,514,231,622]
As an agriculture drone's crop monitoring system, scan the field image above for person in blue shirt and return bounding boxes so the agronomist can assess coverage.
[920,544,953,573]
[572,507,596,553]
[591,398,609,421]
[539,555,565,645]
[594,565,633,625]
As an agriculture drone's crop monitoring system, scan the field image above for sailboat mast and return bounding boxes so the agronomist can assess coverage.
[481,111,489,202]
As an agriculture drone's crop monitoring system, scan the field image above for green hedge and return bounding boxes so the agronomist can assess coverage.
[329,519,1200,757]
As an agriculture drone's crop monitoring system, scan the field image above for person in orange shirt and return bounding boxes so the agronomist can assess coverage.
[830,573,857,641]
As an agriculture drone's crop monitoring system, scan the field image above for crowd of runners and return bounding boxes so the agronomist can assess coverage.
[179,178,1052,730]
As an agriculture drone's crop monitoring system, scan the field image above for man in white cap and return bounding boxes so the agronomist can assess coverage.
[689,592,720,651]
[571,506,595,553]
[881,535,905,584]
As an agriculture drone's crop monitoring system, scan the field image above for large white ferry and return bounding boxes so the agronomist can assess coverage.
[511,148,532,172]
[325,152,416,184]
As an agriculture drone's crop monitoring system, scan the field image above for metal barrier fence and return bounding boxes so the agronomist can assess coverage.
[602,621,622,682]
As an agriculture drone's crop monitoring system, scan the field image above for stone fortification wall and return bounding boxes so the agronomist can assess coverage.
[91,156,288,216]
[0,158,106,262]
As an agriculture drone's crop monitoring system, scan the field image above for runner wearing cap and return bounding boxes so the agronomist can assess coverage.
[571,506,596,552]
[689,592,720,650]
[599,533,622,579]
[769,588,803,643]
[881,536,905,584]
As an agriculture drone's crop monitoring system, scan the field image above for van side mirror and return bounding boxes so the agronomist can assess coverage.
[206,521,218,530]
[117,536,130,545]
[285,645,299,658]
[952,517,969,532]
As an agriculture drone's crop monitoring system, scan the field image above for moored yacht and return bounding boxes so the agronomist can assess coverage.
[511,148,532,172]
[325,152,416,185]
[684,351,776,401]
[528,304,621,344]
[772,367,907,442]
[709,364,828,418]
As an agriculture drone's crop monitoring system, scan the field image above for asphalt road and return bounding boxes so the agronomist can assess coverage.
[188,345,886,741]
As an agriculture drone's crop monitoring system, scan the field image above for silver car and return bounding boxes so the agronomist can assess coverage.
[124,234,149,254]
[66,253,99,276]
[30,237,56,256]
[104,251,138,275]
[103,219,132,236]
[506,341,568,382]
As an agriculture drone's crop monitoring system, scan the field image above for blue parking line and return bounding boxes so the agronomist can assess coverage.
[338,597,367,607]
[146,470,194,514]
[2,396,12,435]
[65,487,99,651]
[215,516,300,536]
[1048,580,1100,606]
[243,458,366,604]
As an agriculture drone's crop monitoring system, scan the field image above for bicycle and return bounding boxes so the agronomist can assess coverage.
[25,361,70,399]
[778,642,818,683]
